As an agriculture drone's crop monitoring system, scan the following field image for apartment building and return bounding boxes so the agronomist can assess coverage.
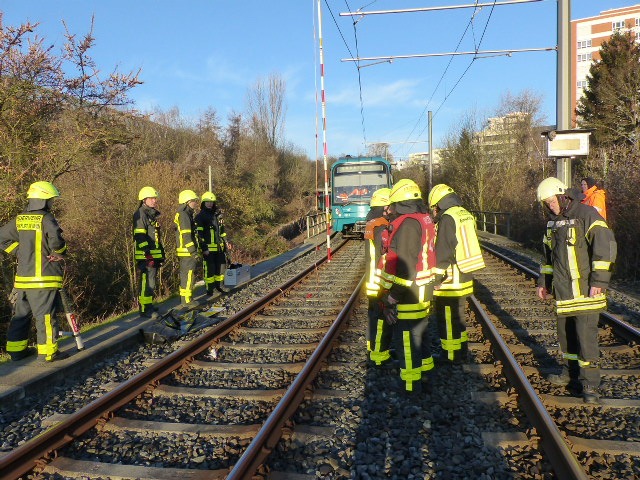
[571,4,640,125]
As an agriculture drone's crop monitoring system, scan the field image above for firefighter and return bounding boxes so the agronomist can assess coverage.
[379,179,436,394]
[536,177,616,403]
[194,192,227,295]
[364,187,392,366]
[428,184,485,364]
[0,181,68,362]
[133,186,165,317]
[174,190,199,304]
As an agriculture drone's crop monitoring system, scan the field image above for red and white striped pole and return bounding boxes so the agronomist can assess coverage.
[316,0,332,261]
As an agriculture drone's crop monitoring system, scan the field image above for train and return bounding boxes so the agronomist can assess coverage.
[329,155,393,237]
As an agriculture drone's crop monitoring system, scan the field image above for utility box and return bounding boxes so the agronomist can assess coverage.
[224,264,251,287]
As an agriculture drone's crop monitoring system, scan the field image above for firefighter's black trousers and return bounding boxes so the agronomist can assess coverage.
[7,289,60,358]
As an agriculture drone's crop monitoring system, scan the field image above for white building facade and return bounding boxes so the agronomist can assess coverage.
[571,4,640,124]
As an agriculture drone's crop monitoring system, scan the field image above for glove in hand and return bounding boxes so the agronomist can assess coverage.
[384,304,398,325]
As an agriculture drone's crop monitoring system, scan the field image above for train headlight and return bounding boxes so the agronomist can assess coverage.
[334,208,341,216]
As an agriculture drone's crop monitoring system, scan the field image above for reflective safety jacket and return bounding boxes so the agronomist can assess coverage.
[538,189,616,316]
[364,208,388,298]
[194,206,226,253]
[0,201,67,289]
[581,185,607,221]
[174,204,198,257]
[379,212,436,318]
[133,204,165,261]
[433,202,484,298]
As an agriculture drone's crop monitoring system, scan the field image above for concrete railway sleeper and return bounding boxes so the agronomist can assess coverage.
[469,247,640,479]
[1,235,639,478]
[0,239,359,478]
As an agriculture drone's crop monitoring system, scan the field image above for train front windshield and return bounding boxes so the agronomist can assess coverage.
[332,163,390,205]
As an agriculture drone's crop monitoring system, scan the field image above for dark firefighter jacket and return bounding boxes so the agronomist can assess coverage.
[381,201,436,307]
[364,206,388,297]
[194,205,226,253]
[432,193,484,297]
[0,199,67,289]
[133,204,165,261]
[174,204,198,257]
[537,187,616,316]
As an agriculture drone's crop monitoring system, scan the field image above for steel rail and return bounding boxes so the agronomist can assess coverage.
[477,243,640,478]
[0,239,349,480]
[468,295,589,480]
[481,242,640,343]
[227,274,365,479]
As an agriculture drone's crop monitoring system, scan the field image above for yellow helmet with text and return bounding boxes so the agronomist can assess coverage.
[138,186,159,201]
[428,184,455,208]
[178,189,199,204]
[201,191,217,202]
[389,179,421,204]
[370,187,391,207]
[27,181,60,200]
[536,177,566,202]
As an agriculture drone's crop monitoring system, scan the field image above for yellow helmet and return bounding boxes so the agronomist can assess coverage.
[370,187,391,207]
[201,191,217,202]
[389,179,421,204]
[536,177,566,202]
[428,184,454,208]
[27,181,60,200]
[138,186,159,201]
[178,189,199,204]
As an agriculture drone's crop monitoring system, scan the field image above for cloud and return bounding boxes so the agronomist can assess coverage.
[329,79,421,108]
[204,55,249,85]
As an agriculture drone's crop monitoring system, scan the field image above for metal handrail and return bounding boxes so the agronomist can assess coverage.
[306,212,328,238]
[470,210,511,237]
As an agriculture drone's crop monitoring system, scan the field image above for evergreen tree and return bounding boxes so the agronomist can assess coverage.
[576,31,640,149]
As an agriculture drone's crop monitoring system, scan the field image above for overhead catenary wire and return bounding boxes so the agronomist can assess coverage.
[339,0,550,161]
[323,0,369,154]
[345,0,368,152]
[415,1,500,145]
[397,4,483,160]
[340,0,494,160]
[430,1,499,119]
[339,0,543,17]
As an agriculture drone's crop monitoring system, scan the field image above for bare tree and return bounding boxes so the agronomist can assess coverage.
[366,142,393,162]
[246,73,286,149]
[62,16,142,113]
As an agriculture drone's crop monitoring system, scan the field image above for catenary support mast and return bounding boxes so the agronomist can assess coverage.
[556,0,571,185]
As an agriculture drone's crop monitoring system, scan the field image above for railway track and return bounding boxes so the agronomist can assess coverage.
[469,247,640,479]
[0,239,365,479]
[1,237,639,479]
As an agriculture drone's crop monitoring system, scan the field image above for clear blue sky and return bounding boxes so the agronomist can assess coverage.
[1,1,636,161]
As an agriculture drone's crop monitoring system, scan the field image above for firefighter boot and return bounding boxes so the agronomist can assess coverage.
[45,350,69,362]
[582,384,600,404]
[547,361,575,386]
[547,372,571,386]
[10,347,37,361]
[140,304,159,319]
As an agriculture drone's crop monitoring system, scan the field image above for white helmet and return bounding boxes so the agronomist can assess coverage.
[536,177,566,202]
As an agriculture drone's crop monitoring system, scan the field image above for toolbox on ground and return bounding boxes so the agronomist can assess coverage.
[224,264,251,287]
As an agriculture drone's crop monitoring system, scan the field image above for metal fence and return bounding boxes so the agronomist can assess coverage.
[306,212,328,239]
[470,211,512,238]
[305,210,511,239]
